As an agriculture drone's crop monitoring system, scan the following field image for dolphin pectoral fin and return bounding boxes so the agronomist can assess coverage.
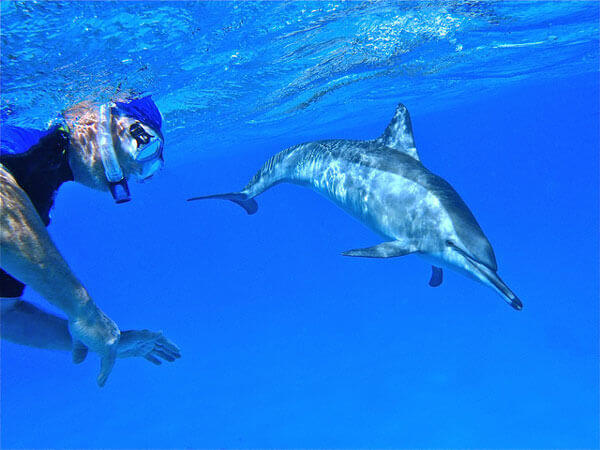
[187,192,258,215]
[341,241,417,258]
[428,266,443,287]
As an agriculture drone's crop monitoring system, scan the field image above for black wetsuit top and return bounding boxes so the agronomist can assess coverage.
[0,126,74,298]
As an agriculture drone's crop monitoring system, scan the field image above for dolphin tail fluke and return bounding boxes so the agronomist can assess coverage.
[187,192,258,215]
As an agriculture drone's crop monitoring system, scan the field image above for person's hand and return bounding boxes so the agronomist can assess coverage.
[68,302,120,387]
[117,329,181,364]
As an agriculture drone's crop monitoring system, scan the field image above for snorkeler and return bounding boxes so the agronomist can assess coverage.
[0,96,180,387]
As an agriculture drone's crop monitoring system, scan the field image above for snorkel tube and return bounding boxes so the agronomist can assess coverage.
[96,104,131,203]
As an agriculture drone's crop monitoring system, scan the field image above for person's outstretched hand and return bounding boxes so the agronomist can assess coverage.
[68,302,120,387]
[117,329,181,364]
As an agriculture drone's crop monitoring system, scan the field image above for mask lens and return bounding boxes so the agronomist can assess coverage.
[136,138,163,161]
[129,122,163,162]
[129,122,151,145]
[138,158,164,182]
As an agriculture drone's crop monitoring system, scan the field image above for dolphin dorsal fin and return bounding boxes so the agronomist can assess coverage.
[377,103,420,161]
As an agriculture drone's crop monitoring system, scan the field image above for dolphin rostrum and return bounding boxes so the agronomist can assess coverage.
[189,104,522,310]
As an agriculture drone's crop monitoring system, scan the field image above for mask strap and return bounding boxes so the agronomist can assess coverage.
[96,104,130,203]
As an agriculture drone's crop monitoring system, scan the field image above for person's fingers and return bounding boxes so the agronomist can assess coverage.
[152,348,176,362]
[144,354,162,365]
[157,337,181,355]
[152,345,181,358]
[97,346,117,387]
[72,340,88,364]
[156,343,181,359]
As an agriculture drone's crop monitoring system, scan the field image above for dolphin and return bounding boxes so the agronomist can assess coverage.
[189,104,522,310]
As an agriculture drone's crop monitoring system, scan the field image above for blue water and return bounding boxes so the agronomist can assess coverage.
[1,1,598,448]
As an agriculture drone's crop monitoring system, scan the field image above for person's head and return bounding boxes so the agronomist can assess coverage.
[64,96,164,202]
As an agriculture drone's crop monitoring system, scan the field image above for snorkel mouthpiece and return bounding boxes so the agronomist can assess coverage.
[94,96,163,201]
[96,104,131,203]
[109,179,131,204]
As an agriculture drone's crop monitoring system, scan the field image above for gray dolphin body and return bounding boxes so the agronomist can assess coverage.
[189,104,522,310]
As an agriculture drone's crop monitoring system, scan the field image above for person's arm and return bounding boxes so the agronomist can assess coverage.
[1,297,181,363]
[1,297,71,350]
[0,166,119,386]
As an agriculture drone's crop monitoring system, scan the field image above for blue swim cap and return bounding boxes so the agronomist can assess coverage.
[113,96,162,135]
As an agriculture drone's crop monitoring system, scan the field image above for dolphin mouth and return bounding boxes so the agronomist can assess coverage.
[482,268,522,310]
[448,242,522,311]
[446,240,496,272]
[467,257,522,311]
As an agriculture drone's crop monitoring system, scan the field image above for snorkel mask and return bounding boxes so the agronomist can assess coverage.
[95,96,164,203]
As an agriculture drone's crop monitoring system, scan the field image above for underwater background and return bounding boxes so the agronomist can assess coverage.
[1,1,598,448]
